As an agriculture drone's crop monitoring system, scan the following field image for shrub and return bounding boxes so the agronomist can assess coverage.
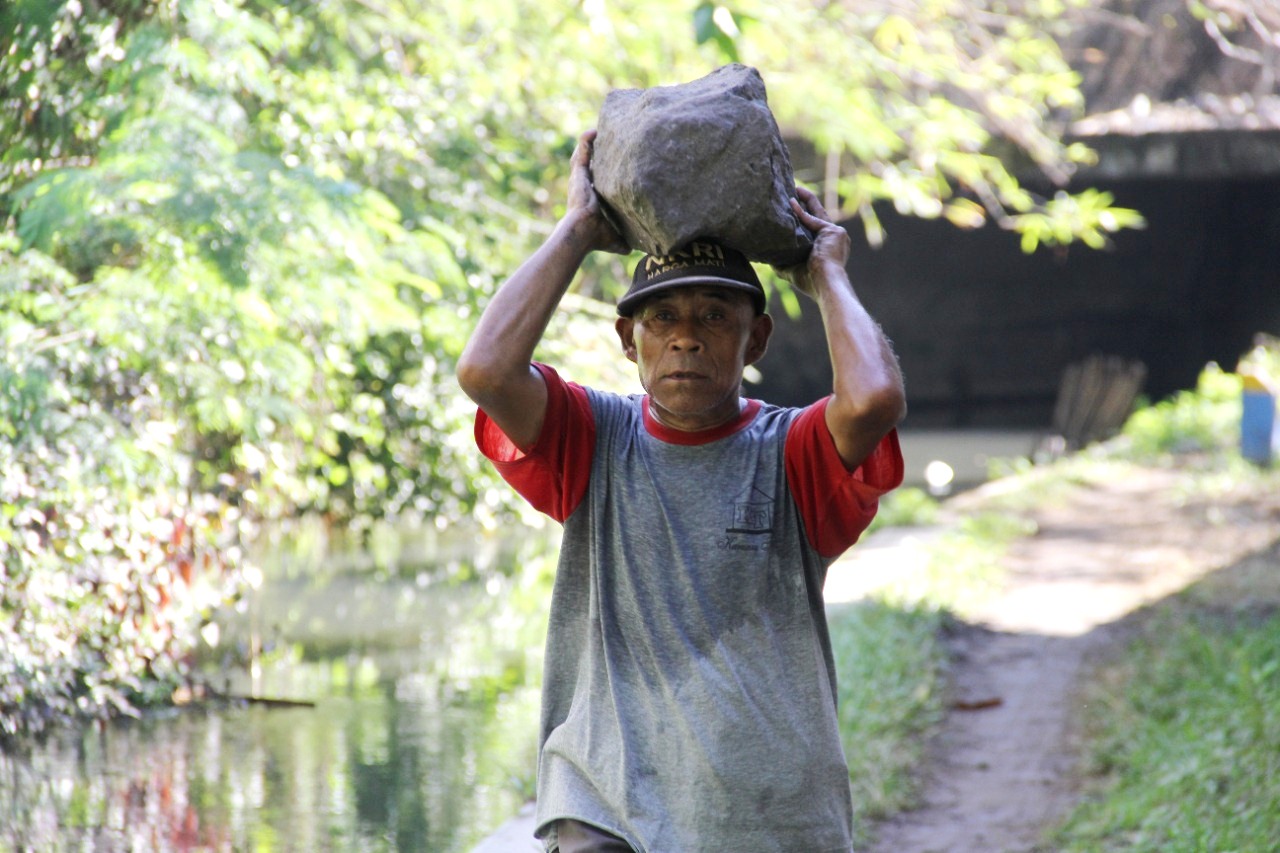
[0,242,248,738]
[1118,363,1243,458]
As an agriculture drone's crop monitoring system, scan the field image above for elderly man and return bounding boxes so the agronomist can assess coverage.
[457,130,905,853]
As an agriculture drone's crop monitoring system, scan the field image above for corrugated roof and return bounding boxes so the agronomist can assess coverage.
[1072,92,1280,136]
[1062,0,1280,136]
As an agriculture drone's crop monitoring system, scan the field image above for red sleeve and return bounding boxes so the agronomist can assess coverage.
[473,363,595,522]
[784,397,905,558]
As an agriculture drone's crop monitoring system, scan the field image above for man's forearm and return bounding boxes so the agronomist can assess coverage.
[457,210,597,398]
[816,261,903,404]
[813,260,907,466]
[783,187,905,468]
[457,129,623,449]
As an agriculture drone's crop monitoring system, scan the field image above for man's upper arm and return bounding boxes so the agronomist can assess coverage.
[467,362,550,453]
[823,394,904,474]
[785,399,904,558]
[474,363,595,522]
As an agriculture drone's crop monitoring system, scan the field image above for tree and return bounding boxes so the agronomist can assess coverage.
[0,0,1153,730]
[1190,0,1280,93]
[692,0,1148,250]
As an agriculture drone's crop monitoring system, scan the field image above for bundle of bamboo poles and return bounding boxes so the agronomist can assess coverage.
[1052,355,1148,451]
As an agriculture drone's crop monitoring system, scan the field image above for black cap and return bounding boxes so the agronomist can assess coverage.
[617,240,766,317]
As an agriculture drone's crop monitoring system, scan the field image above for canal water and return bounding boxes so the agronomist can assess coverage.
[0,520,558,852]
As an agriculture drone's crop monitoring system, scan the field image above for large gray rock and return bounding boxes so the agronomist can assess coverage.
[592,64,813,268]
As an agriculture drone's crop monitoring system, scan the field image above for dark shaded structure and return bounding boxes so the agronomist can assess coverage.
[752,0,1280,428]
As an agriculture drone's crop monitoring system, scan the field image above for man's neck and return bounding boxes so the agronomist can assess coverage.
[647,398,745,433]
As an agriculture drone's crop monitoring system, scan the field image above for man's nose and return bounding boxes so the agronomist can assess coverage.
[668,318,704,350]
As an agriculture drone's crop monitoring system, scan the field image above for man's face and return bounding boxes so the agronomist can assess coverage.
[615,286,772,431]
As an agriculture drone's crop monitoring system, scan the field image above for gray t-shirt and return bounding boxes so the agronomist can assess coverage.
[476,366,902,852]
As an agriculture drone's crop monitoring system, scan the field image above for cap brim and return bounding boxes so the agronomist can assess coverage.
[616,275,766,317]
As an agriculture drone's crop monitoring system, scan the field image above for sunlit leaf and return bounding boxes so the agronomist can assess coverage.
[873,15,917,53]
[943,198,987,229]
[235,290,279,332]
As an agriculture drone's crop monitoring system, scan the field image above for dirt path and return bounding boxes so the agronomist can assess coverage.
[861,465,1280,853]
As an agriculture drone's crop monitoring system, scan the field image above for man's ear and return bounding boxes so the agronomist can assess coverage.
[744,312,773,366]
[616,317,638,363]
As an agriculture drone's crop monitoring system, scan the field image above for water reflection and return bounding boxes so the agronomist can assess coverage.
[0,521,557,852]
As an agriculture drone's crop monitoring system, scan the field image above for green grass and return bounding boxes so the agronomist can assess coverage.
[866,486,940,533]
[828,599,950,846]
[841,356,1280,849]
[1051,546,1280,852]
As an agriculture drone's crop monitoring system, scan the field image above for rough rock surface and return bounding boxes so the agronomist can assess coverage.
[592,64,812,267]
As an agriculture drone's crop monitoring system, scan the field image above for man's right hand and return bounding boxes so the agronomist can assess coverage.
[565,129,630,255]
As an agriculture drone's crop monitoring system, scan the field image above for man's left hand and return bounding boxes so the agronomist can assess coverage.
[779,186,850,299]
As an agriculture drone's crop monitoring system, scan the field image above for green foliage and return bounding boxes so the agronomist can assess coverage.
[3,0,511,525]
[694,2,754,63]
[867,486,941,532]
[0,240,248,738]
[1119,363,1244,459]
[0,0,162,198]
[829,600,948,844]
[1238,334,1280,389]
[1013,188,1147,252]
[0,0,1154,732]
[1054,608,1280,851]
[1115,339,1280,465]
[0,0,1156,526]
[717,0,1146,249]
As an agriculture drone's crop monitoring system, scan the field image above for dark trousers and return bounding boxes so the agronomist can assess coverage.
[551,819,635,853]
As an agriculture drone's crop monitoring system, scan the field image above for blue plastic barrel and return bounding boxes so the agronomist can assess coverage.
[1241,388,1277,466]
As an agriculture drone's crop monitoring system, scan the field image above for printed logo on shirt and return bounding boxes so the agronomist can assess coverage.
[719,485,774,552]
[728,500,771,534]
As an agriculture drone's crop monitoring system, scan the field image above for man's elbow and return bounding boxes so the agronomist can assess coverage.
[455,353,480,399]
[834,383,907,436]
[455,352,504,405]
[883,384,908,429]
[456,351,540,412]
[868,385,907,434]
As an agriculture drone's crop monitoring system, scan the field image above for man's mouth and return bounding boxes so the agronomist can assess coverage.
[665,370,706,380]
